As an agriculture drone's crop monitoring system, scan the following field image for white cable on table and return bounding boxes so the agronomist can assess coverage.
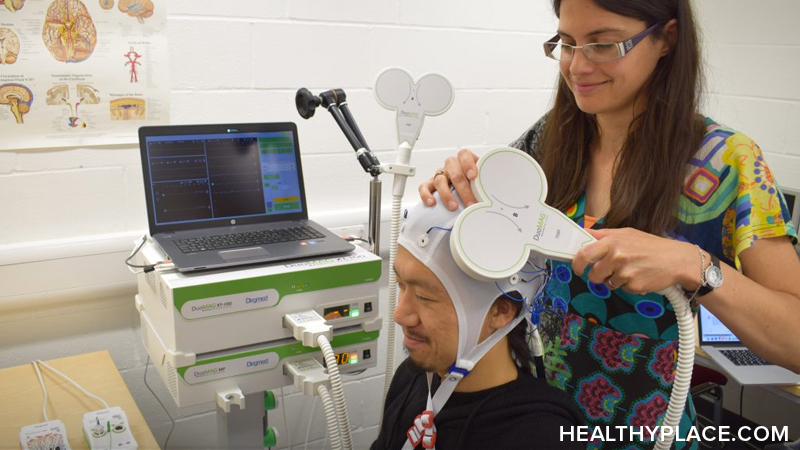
[35,359,109,409]
[32,361,49,422]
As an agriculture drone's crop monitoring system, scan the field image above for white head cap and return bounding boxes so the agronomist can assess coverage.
[397,191,543,373]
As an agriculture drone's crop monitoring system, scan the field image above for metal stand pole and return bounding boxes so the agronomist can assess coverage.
[369,176,382,256]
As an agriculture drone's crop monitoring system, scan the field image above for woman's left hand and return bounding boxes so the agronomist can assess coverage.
[572,228,701,294]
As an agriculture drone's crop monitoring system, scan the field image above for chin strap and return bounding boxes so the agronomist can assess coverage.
[401,313,525,450]
[405,374,439,450]
[403,367,466,450]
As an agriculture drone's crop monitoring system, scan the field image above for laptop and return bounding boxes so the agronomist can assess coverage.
[698,305,800,385]
[780,185,800,241]
[138,122,354,272]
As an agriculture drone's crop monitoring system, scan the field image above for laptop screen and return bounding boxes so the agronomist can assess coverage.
[781,187,800,234]
[699,305,741,344]
[139,123,308,234]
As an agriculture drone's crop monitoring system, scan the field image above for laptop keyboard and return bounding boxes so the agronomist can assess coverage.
[175,226,325,253]
[720,349,771,366]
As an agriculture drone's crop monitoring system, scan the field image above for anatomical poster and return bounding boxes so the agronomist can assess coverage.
[0,0,168,150]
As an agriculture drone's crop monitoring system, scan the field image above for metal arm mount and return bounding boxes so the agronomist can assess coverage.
[295,87,383,255]
[296,88,382,177]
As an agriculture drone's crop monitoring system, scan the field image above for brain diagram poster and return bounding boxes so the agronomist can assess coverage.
[0,0,168,150]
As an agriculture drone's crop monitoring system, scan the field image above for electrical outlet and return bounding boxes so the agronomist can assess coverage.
[330,224,366,240]
[82,407,138,449]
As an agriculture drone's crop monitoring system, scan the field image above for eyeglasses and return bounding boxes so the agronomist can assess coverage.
[543,22,663,63]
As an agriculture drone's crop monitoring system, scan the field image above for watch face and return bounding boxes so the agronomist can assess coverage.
[706,265,723,288]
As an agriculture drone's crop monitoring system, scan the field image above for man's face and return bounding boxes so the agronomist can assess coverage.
[393,246,458,374]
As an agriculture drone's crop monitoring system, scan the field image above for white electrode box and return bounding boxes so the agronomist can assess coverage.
[138,301,379,408]
[135,241,382,355]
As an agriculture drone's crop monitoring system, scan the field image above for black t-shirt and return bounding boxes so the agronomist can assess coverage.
[371,359,585,450]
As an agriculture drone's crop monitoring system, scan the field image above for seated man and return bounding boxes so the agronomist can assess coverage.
[371,194,583,450]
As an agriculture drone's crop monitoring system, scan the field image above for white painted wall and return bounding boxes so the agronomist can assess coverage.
[1,1,799,449]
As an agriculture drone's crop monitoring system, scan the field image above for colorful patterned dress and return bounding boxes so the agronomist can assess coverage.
[512,117,798,450]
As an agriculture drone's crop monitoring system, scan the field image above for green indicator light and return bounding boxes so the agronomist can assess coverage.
[351,309,360,317]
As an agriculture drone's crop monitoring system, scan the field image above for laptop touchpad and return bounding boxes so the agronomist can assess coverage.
[219,247,269,260]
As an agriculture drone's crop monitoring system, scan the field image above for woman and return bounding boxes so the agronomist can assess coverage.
[420,0,800,448]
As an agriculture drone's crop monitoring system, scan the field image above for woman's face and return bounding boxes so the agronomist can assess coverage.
[557,0,669,119]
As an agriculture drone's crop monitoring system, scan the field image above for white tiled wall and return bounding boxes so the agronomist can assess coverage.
[1,1,799,449]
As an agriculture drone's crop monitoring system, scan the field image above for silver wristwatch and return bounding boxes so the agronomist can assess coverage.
[697,254,723,297]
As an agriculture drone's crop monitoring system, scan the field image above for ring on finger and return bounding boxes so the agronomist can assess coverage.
[434,169,449,181]
[607,278,619,290]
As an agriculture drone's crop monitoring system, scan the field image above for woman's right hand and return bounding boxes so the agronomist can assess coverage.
[418,148,480,211]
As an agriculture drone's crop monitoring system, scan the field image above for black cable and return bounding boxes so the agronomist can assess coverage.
[144,355,175,450]
[126,235,170,272]
[344,237,369,243]
[125,235,153,269]
[740,384,744,417]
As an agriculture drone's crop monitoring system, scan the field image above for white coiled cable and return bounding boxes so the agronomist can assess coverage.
[317,335,353,450]
[316,384,342,450]
[382,141,414,405]
[654,285,695,450]
[383,195,403,402]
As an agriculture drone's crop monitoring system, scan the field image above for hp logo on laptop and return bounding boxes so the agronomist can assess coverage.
[231,219,236,225]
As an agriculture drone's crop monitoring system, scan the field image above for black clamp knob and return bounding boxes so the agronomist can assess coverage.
[295,88,321,119]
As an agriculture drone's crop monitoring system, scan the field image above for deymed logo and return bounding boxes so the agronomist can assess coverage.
[246,358,270,368]
[245,295,270,304]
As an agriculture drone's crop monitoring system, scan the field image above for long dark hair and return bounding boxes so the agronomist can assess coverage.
[508,319,533,375]
[502,295,534,375]
[541,0,705,234]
